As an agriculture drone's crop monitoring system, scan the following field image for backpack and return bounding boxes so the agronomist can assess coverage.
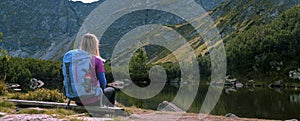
[62,49,103,106]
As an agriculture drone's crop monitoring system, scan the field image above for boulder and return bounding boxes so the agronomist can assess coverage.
[225,113,239,118]
[0,112,7,116]
[289,69,300,80]
[268,80,285,88]
[157,101,184,112]
[285,119,298,121]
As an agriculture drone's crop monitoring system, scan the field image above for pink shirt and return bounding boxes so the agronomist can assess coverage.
[94,56,105,73]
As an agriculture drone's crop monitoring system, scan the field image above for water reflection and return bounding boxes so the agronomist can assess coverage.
[290,94,300,104]
[116,82,300,120]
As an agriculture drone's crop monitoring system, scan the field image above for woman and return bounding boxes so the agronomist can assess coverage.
[78,33,115,107]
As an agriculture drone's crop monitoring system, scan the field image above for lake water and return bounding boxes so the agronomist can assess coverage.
[116,83,300,120]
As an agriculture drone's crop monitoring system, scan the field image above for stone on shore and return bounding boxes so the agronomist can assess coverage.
[0,114,114,121]
[157,101,184,112]
[0,114,63,121]
[225,113,239,118]
[0,112,7,116]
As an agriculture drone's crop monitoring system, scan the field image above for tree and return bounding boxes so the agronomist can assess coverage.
[0,32,9,81]
[129,48,148,83]
[0,49,10,81]
[0,32,2,43]
[224,5,300,81]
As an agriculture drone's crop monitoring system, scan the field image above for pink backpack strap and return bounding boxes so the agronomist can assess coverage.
[89,56,98,86]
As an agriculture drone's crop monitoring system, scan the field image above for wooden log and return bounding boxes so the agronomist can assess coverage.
[6,99,125,115]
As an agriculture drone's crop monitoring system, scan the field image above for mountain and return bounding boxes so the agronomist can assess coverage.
[211,0,300,38]
[154,0,300,64]
[0,0,103,60]
[225,4,300,82]
[195,0,224,10]
[0,0,223,60]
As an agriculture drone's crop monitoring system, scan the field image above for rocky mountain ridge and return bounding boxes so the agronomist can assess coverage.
[154,0,300,63]
[0,0,223,60]
[0,0,103,60]
[1,0,299,61]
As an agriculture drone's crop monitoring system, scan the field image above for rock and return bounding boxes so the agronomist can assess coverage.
[0,112,7,116]
[268,80,285,88]
[29,78,44,89]
[13,88,21,91]
[289,69,300,80]
[76,117,113,121]
[225,113,239,118]
[285,119,298,121]
[27,107,45,111]
[51,114,60,117]
[157,101,184,112]
[129,114,143,119]
[0,114,64,121]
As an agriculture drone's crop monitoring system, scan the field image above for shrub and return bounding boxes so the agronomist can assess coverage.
[0,81,7,96]
[0,98,15,113]
[7,88,66,103]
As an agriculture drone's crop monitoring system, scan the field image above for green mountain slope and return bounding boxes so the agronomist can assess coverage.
[212,0,299,38]
[154,0,300,64]
[226,4,300,82]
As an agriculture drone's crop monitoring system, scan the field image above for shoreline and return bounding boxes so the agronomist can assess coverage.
[0,96,297,121]
[0,104,281,121]
[117,107,279,121]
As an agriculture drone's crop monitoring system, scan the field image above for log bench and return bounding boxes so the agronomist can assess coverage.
[5,99,125,116]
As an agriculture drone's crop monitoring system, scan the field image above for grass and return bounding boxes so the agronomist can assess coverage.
[70,119,85,121]
[0,81,7,96]
[17,109,44,114]
[50,108,75,115]
[44,108,77,119]
[0,98,15,113]
[6,88,65,103]
[0,87,84,120]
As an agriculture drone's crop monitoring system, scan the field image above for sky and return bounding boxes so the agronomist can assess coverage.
[71,0,99,3]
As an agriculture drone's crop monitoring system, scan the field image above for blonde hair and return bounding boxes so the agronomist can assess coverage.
[80,33,105,61]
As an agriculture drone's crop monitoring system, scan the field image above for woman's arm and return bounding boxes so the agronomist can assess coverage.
[95,56,107,89]
[97,72,107,89]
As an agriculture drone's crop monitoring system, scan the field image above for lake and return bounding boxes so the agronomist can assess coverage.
[116,82,300,120]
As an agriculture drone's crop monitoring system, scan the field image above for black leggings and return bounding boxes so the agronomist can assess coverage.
[103,87,116,106]
[75,87,116,107]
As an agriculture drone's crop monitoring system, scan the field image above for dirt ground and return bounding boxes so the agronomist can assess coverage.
[0,108,280,121]
[116,107,278,121]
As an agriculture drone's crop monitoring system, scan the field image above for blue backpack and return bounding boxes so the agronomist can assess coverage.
[62,49,102,106]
